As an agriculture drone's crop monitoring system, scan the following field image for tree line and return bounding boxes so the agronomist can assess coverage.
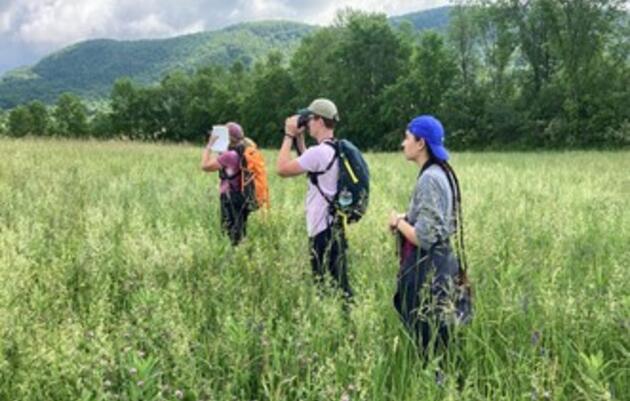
[1,1,628,150]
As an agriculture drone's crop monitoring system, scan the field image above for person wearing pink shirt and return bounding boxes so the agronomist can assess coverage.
[201,122,250,246]
[276,98,353,305]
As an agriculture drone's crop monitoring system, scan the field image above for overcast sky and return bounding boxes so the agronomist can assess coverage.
[0,0,448,74]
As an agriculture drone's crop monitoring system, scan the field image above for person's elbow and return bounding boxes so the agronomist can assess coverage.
[276,163,291,177]
[276,160,303,177]
[201,161,220,172]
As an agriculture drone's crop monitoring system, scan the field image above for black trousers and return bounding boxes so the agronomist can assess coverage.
[220,192,249,246]
[309,224,353,302]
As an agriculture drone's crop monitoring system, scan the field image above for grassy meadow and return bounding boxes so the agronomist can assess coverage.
[0,137,628,401]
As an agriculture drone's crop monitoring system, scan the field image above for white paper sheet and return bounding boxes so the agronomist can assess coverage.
[210,125,229,153]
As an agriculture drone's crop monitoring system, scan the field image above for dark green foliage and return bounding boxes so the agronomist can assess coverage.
[52,93,88,137]
[1,5,628,149]
[241,52,297,147]
[289,26,341,107]
[443,0,629,149]
[547,0,629,147]
[184,66,226,142]
[7,101,50,137]
[90,109,113,138]
[8,106,32,137]
[27,101,49,136]
[331,11,409,149]
[379,32,457,149]
[110,78,140,138]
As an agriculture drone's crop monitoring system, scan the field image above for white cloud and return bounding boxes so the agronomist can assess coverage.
[4,0,210,46]
[126,13,176,37]
[0,0,17,34]
[0,12,10,33]
[304,0,449,25]
[17,0,114,45]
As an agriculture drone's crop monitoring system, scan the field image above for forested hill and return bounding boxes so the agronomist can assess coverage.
[390,5,451,31]
[0,7,453,109]
[0,21,316,108]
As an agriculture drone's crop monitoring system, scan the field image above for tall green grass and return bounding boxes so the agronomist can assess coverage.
[0,138,628,400]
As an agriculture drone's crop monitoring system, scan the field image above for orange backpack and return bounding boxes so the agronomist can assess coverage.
[238,138,270,211]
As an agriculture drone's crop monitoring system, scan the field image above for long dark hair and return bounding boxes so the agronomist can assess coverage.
[421,145,471,289]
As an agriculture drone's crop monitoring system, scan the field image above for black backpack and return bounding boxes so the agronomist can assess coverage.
[309,139,370,224]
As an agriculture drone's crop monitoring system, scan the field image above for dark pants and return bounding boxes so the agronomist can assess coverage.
[220,192,249,246]
[309,223,353,302]
[393,239,470,355]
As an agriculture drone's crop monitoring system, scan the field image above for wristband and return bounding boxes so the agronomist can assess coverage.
[285,134,295,139]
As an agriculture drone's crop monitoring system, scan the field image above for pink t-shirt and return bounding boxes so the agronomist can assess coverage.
[217,150,241,194]
[297,142,338,237]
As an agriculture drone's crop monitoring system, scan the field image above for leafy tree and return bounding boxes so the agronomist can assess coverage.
[448,3,480,89]
[110,78,141,138]
[205,69,244,130]
[185,65,225,143]
[474,1,518,98]
[510,0,559,95]
[53,93,88,137]
[379,32,457,149]
[448,0,628,148]
[8,106,33,137]
[290,27,341,108]
[90,109,113,138]
[241,52,297,146]
[186,63,249,143]
[549,0,626,146]
[445,3,490,148]
[157,70,193,141]
[27,100,49,136]
[331,11,409,148]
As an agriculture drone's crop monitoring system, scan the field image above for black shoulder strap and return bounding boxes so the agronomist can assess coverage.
[237,144,248,169]
[322,140,338,169]
[307,140,338,206]
[307,139,338,182]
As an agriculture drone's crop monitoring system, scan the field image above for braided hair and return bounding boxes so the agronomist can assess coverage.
[422,147,471,290]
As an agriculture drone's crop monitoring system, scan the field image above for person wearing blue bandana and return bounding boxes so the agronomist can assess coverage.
[388,114,472,356]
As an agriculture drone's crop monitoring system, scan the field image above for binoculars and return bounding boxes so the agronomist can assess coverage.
[297,110,312,129]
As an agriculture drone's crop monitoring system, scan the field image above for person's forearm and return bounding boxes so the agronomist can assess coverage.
[276,135,294,173]
[201,146,215,171]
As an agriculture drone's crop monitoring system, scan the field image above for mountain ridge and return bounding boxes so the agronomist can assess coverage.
[0,7,452,108]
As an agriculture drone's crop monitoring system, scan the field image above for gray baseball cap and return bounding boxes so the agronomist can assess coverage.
[303,98,339,121]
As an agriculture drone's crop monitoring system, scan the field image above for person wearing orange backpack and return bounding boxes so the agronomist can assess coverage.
[201,122,260,246]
